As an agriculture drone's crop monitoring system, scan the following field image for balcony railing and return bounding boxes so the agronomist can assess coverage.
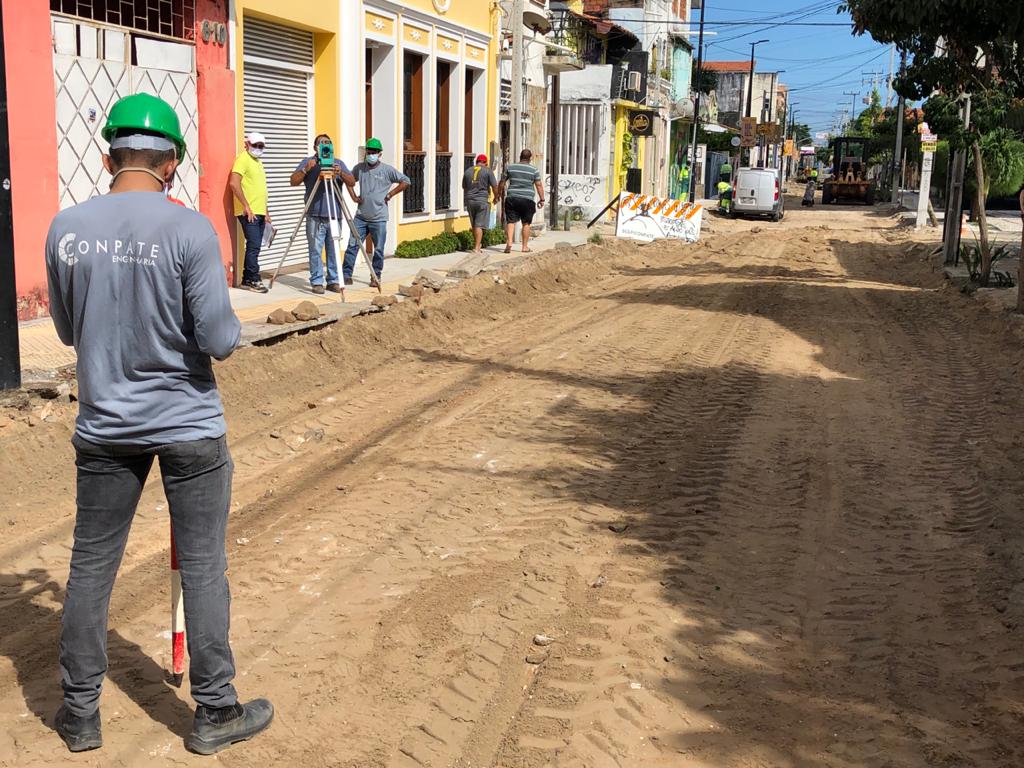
[464,153,475,172]
[435,153,453,211]
[403,151,426,215]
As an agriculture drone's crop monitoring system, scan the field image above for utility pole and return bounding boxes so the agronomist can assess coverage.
[843,90,859,132]
[890,49,907,205]
[746,39,768,164]
[548,72,560,229]
[886,43,895,106]
[688,0,707,202]
[509,0,525,164]
[0,7,20,390]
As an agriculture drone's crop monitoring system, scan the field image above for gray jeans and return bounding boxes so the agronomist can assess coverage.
[60,434,238,716]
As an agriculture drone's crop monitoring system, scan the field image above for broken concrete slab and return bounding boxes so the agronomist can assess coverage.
[398,283,426,300]
[447,253,489,279]
[414,268,447,291]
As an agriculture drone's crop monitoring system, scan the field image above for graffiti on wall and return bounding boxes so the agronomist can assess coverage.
[545,174,606,219]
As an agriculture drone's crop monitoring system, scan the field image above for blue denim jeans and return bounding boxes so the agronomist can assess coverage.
[343,216,387,281]
[236,215,265,284]
[60,435,238,715]
[306,216,339,286]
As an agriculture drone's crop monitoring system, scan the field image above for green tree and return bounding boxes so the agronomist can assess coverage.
[841,0,1024,292]
[850,90,884,138]
[791,123,813,146]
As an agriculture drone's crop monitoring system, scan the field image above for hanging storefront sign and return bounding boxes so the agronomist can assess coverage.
[628,110,656,137]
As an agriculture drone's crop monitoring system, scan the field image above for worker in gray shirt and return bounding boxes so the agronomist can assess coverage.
[44,94,272,756]
[462,153,499,253]
[343,137,410,286]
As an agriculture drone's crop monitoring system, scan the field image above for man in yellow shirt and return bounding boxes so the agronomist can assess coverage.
[229,132,271,292]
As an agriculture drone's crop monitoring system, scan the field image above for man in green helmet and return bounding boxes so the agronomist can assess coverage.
[45,93,272,755]
[343,137,410,285]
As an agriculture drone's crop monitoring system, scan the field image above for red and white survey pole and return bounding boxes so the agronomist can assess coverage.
[169,526,185,687]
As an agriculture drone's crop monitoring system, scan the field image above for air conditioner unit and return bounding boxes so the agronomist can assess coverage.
[627,71,642,91]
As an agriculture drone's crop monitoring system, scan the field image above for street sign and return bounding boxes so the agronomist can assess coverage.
[740,117,757,147]
[784,139,795,157]
[921,132,938,153]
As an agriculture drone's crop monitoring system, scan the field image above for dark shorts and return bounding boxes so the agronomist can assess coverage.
[466,200,490,229]
[504,196,536,225]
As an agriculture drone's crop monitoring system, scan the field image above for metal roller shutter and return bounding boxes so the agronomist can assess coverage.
[242,18,313,273]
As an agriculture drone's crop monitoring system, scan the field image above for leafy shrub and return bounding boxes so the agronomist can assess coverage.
[588,232,603,244]
[482,227,506,247]
[394,228,505,258]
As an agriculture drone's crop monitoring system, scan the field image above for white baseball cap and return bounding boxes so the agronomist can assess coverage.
[245,131,267,145]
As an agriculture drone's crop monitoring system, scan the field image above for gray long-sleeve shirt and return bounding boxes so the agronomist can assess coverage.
[45,192,241,446]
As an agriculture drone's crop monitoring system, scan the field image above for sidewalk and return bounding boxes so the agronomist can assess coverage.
[19,227,590,379]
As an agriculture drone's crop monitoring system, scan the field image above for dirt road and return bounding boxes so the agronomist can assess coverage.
[2,203,1023,767]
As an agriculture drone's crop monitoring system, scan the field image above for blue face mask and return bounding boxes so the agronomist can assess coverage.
[366,153,380,166]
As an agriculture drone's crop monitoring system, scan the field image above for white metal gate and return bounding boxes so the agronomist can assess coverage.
[52,16,199,209]
[242,17,316,273]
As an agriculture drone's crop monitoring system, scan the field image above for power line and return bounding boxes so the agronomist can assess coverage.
[788,48,889,92]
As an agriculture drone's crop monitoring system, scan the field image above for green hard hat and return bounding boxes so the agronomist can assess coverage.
[101,93,186,161]
[366,137,383,151]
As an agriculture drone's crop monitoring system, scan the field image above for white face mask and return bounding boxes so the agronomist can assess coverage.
[249,146,265,159]
[366,153,380,166]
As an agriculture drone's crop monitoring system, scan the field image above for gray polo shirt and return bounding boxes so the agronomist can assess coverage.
[462,165,498,204]
[45,192,241,446]
[352,161,410,222]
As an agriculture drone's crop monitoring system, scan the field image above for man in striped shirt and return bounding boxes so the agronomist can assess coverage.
[501,149,545,253]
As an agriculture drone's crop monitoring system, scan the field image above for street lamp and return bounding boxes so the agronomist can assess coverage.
[745,39,768,120]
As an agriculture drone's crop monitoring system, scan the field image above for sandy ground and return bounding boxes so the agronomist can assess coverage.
[1,199,1023,767]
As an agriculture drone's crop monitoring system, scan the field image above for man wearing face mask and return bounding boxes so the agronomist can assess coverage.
[343,137,410,286]
[289,134,356,294]
[45,93,272,755]
[229,132,270,293]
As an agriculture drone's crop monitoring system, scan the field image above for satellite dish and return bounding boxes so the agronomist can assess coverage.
[731,136,742,147]
[523,9,552,34]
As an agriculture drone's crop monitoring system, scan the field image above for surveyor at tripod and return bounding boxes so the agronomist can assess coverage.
[229,131,271,293]
[462,153,499,253]
[45,93,273,756]
[343,137,410,286]
[290,133,356,294]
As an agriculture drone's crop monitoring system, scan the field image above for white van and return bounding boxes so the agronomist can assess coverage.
[732,167,784,221]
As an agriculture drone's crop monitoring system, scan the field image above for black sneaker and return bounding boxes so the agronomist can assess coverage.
[241,280,269,294]
[185,700,274,755]
[326,283,342,293]
[343,277,354,286]
[54,705,102,752]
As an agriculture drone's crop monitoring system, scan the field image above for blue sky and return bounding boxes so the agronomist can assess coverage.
[690,1,893,137]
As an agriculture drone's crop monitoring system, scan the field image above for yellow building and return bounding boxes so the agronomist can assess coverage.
[360,1,500,246]
[231,0,342,275]
[231,0,499,274]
